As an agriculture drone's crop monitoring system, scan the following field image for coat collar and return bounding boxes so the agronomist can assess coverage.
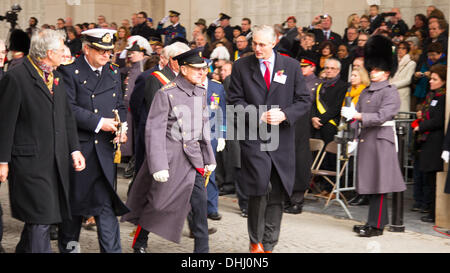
[23,57,53,102]
[250,52,285,99]
[174,74,205,97]
[77,55,116,94]
[367,80,390,91]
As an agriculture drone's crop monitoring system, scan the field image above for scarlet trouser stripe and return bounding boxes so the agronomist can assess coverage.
[132,225,142,248]
[377,195,384,229]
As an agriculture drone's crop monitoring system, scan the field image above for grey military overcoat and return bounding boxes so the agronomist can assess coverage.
[355,80,406,194]
[122,75,216,243]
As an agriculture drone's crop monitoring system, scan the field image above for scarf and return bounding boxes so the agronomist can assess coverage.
[417,87,446,142]
[28,55,55,93]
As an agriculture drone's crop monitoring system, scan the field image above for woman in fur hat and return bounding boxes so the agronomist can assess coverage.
[341,35,406,237]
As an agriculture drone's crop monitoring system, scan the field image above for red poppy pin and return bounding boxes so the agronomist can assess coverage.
[54,77,60,86]
[276,70,285,76]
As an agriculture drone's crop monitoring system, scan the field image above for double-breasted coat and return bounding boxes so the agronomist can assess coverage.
[355,80,406,194]
[122,75,216,243]
[59,55,129,216]
[227,53,311,197]
[0,57,80,224]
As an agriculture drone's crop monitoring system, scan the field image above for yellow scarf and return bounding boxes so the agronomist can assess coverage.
[344,84,366,106]
[27,55,54,92]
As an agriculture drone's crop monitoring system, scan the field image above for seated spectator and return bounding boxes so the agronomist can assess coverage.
[413,42,447,104]
[318,40,336,73]
[423,19,448,56]
[390,41,417,113]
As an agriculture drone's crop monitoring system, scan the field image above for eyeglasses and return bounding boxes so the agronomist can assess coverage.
[324,66,339,70]
[89,45,112,55]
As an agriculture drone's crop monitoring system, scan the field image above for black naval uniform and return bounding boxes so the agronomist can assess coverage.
[58,55,129,253]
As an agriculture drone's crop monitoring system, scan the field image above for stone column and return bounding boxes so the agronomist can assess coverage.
[435,0,450,230]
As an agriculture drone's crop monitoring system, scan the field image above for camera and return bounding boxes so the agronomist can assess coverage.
[0,4,22,29]
[320,14,329,19]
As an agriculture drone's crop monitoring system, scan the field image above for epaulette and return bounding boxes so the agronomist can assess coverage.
[111,63,119,67]
[161,82,177,91]
[109,63,119,74]
[60,59,74,66]
[211,79,222,84]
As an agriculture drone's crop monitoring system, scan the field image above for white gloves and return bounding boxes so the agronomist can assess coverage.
[341,102,357,121]
[160,16,169,24]
[212,18,220,26]
[204,164,216,173]
[153,170,169,182]
[441,151,449,163]
[347,141,358,155]
[217,138,226,152]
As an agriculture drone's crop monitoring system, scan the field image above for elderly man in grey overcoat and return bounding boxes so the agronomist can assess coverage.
[122,48,216,253]
[342,35,406,237]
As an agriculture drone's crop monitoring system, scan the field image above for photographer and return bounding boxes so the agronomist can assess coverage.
[387,8,409,38]
[310,14,342,47]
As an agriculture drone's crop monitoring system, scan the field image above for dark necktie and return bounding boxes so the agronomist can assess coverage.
[95,70,100,77]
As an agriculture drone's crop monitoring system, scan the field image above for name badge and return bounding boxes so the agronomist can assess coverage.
[273,74,287,84]
[431,100,438,107]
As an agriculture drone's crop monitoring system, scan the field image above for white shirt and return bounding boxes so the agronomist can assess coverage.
[258,51,275,81]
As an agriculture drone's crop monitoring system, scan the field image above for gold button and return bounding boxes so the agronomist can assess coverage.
[173,106,177,111]
[125,88,128,91]
[360,139,364,143]
[75,70,79,74]
[183,144,187,148]
[183,132,186,136]
[113,93,116,97]
[94,109,98,113]
[91,94,95,98]
[83,80,87,84]
[169,94,173,99]
[95,140,98,144]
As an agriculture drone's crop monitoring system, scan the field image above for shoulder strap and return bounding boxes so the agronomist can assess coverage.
[152,71,170,85]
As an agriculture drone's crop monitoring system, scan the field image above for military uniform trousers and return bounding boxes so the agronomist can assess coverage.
[247,166,288,252]
[58,152,122,253]
[206,138,219,215]
[367,194,389,229]
[133,172,209,253]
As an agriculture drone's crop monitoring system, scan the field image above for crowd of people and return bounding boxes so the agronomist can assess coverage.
[0,3,449,253]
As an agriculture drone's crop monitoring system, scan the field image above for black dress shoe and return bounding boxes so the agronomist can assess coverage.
[207,212,222,221]
[359,226,383,237]
[353,224,369,234]
[240,209,248,218]
[349,195,369,206]
[133,247,147,253]
[421,214,435,223]
[284,204,303,214]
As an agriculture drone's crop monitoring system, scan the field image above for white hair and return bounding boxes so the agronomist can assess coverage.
[210,46,230,61]
[252,25,277,43]
[166,42,190,58]
[325,58,341,70]
[29,29,65,59]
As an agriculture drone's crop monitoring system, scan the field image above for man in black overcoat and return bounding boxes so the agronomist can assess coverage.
[0,29,85,253]
[228,25,311,253]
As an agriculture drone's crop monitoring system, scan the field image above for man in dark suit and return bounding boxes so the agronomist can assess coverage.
[132,11,161,42]
[58,28,129,253]
[228,25,311,253]
[0,29,85,253]
[157,10,187,45]
[310,15,342,47]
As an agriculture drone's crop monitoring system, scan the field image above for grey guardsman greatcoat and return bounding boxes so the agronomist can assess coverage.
[355,80,406,194]
[122,74,216,243]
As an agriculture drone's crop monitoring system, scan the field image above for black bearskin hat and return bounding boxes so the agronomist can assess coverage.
[9,29,30,55]
[364,35,397,76]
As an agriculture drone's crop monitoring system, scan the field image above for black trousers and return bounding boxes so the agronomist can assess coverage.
[58,198,122,253]
[247,167,287,251]
[0,184,3,244]
[134,172,209,253]
[367,194,389,229]
[15,224,52,253]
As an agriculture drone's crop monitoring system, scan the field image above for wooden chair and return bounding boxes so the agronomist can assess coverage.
[305,138,325,195]
[310,141,350,207]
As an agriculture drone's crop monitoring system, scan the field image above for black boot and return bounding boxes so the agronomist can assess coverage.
[359,226,383,237]
[349,195,369,206]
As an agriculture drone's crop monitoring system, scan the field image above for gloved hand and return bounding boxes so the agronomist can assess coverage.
[160,15,169,24]
[153,170,169,182]
[341,102,357,121]
[347,140,358,155]
[204,164,217,173]
[212,18,220,26]
[441,151,449,163]
[217,138,226,152]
